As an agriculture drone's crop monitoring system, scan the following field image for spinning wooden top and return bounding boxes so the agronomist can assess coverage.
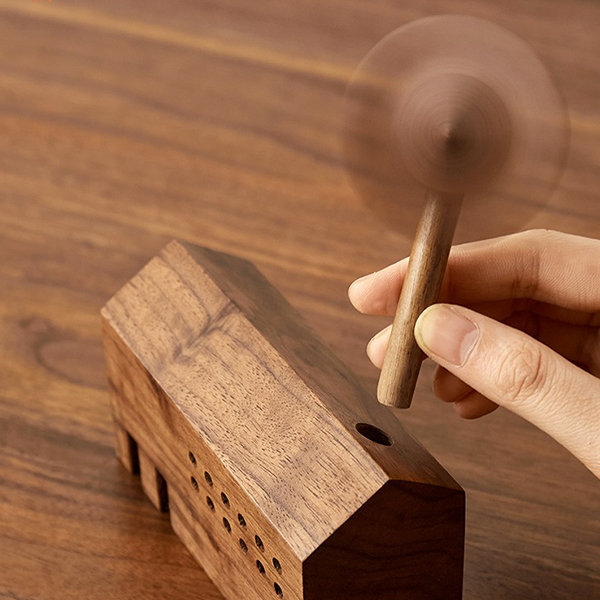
[343,15,568,408]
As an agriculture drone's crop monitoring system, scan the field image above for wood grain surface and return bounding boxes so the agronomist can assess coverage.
[0,1,598,599]
[102,241,464,599]
[378,191,462,408]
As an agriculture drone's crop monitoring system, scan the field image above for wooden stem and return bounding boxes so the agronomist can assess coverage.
[377,190,463,408]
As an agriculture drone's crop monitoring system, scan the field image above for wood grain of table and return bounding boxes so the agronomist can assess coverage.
[0,1,598,599]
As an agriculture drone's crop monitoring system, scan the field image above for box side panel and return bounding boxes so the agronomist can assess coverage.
[303,480,465,600]
[103,317,302,600]
[102,242,390,559]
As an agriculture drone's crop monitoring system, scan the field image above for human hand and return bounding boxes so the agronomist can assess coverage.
[348,230,600,479]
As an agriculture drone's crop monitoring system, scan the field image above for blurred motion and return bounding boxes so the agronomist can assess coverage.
[343,15,569,242]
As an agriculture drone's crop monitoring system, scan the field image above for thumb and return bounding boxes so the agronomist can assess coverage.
[414,304,600,478]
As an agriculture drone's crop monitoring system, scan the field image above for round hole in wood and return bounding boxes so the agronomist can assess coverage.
[274,582,283,598]
[190,476,199,491]
[238,513,247,528]
[239,538,248,553]
[188,451,197,465]
[221,492,230,508]
[256,560,265,575]
[272,557,282,574]
[206,496,215,511]
[255,535,265,552]
[223,517,231,533]
[204,471,213,486]
[355,423,392,446]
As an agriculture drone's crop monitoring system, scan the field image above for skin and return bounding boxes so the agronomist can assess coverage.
[348,229,600,479]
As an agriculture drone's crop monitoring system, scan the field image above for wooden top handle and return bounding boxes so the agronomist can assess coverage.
[377,191,462,408]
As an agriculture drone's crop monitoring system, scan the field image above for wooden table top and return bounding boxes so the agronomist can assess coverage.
[1,1,598,598]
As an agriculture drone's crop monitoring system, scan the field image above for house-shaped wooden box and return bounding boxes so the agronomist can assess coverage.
[102,240,465,600]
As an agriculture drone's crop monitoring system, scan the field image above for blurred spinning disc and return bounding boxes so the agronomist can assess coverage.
[343,15,569,242]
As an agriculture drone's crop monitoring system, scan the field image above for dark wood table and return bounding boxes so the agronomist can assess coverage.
[1,1,599,598]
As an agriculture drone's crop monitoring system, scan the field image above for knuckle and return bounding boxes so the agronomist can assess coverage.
[521,228,557,240]
[505,229,561,300]
[518,228,560,246]
[492,342,548,407]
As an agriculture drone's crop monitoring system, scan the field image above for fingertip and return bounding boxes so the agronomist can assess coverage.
[348,275,374,313]
[366,325,392,369]
[415,304,480,367]
[349,258,410,316]
[453,394,498,419]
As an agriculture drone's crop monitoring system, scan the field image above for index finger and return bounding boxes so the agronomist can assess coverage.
[348,230,600,316]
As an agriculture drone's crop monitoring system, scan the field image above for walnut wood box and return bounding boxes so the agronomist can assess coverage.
[101,241,465,600]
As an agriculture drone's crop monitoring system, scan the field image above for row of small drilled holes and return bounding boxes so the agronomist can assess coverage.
[188,451,284,598]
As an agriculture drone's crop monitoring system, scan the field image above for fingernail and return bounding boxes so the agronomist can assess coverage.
[415,305,479,366]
